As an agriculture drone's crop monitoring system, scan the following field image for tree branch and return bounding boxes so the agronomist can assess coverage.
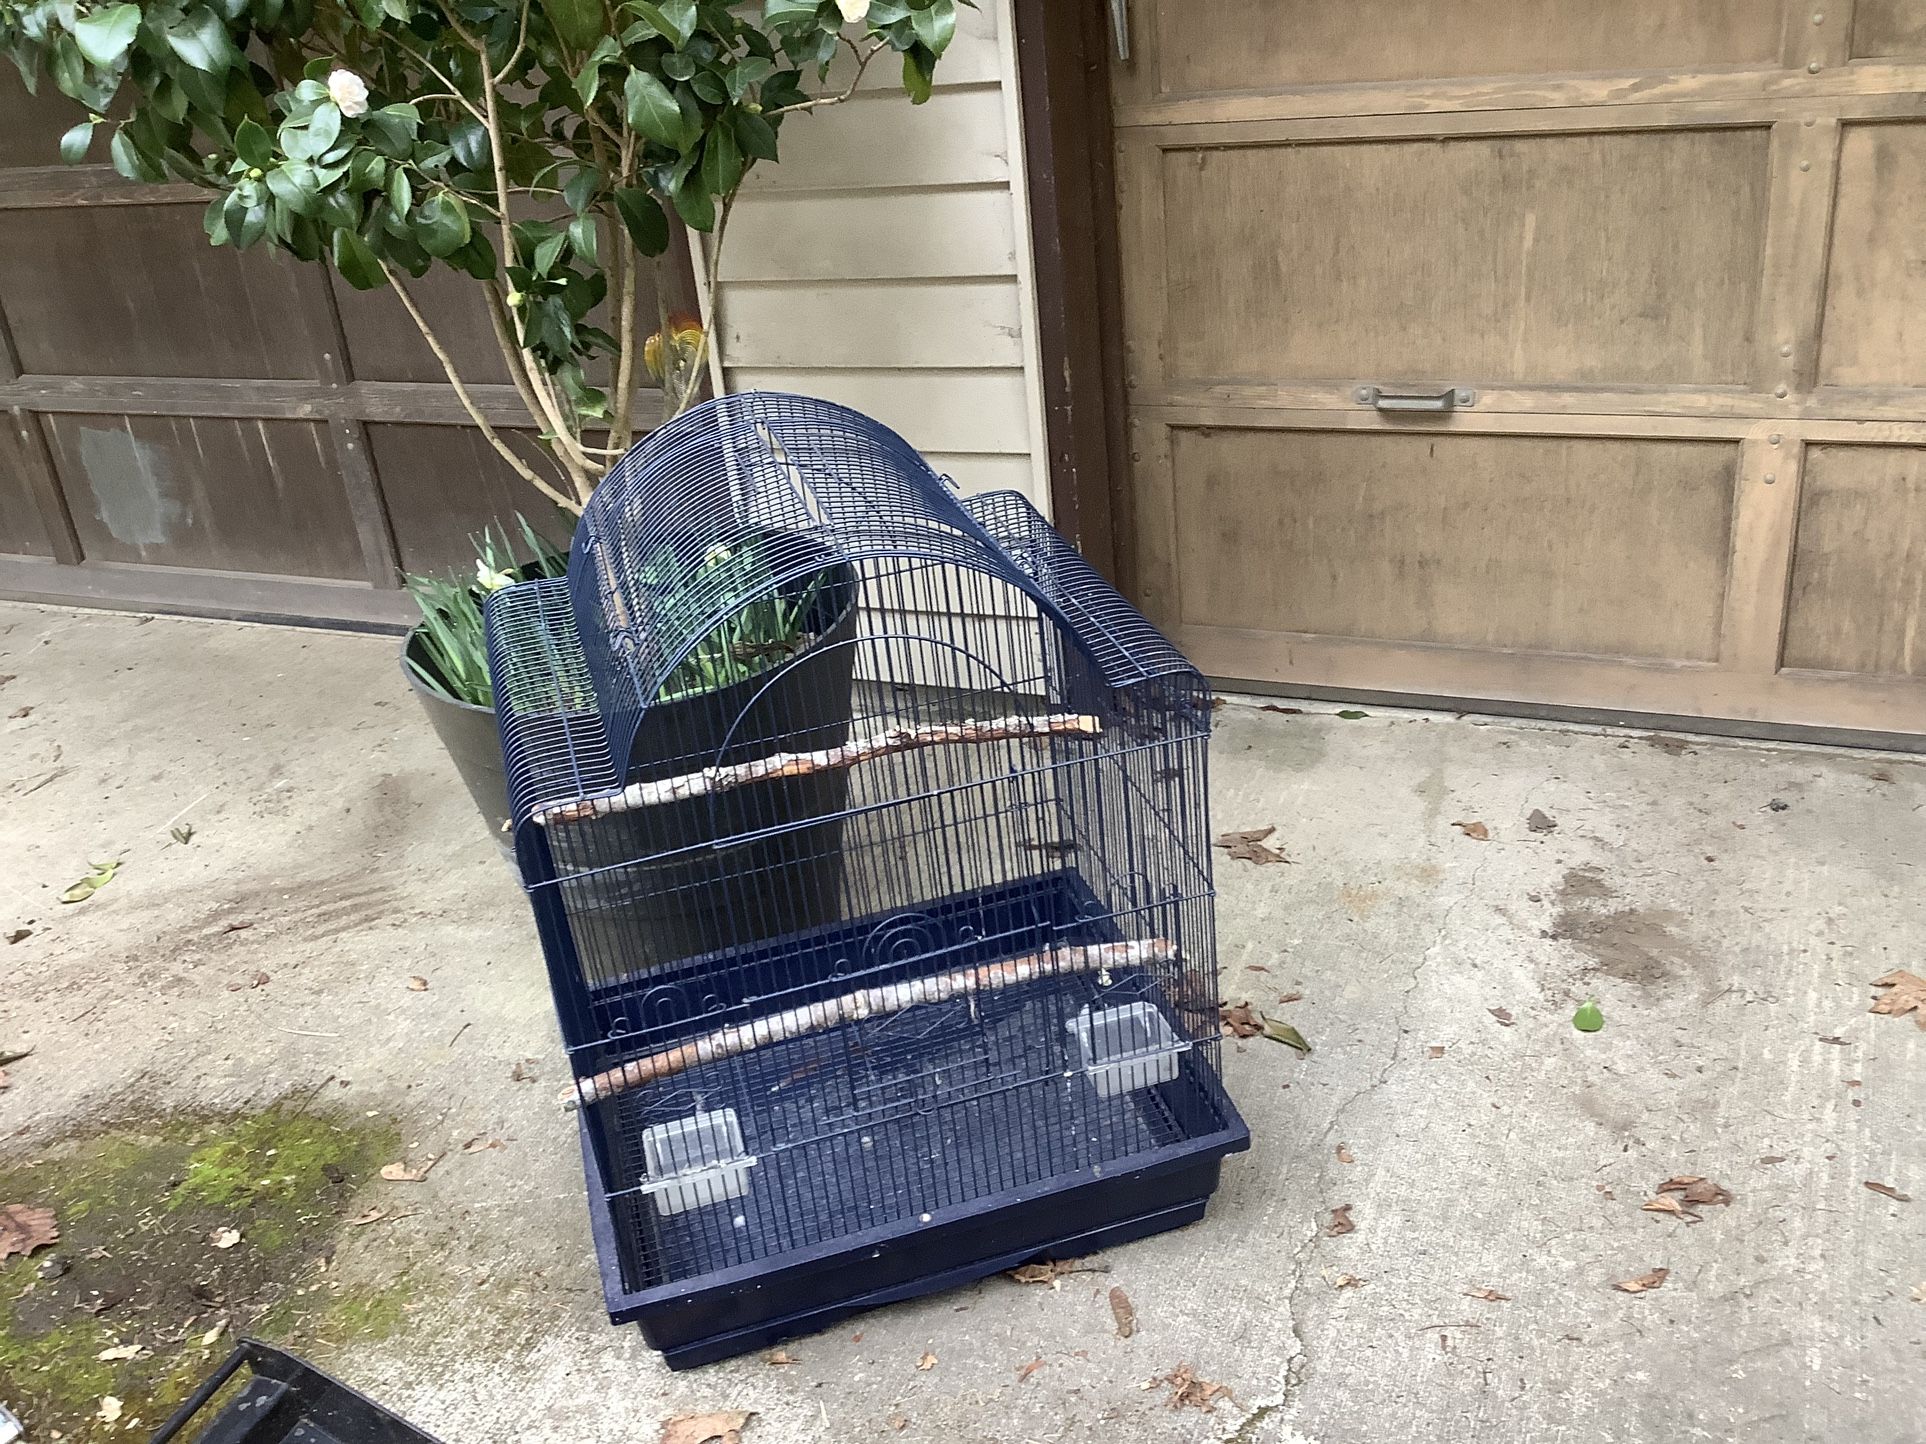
[768,37,887,115]
[378,260,581,517]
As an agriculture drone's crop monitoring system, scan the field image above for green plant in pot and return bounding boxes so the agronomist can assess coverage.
[3,0,960,841]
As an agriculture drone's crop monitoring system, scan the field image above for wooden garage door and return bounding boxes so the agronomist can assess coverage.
[1111,0,1926,739]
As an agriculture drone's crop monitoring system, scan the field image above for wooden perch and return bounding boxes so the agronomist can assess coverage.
[534,712,1103,825]
[565,937,1178,1108]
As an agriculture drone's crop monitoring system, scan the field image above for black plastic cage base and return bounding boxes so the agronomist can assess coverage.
[582,1110,1238,1369]
[573,871,1249,1368]
[151,1340,441,1444]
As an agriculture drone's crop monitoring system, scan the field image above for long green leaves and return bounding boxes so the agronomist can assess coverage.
[404,519,568,707]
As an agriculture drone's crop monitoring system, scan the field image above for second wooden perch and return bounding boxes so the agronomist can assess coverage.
[566,937,1178,1108]
[534,711,1103,825]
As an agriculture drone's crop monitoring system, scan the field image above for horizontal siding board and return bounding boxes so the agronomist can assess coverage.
[826,3,1002,88]
[744,88,1009,192]
[923,451,1043,501]
[723,188,1019,281]
[726,368,1031,455]
[721,280,1024,368]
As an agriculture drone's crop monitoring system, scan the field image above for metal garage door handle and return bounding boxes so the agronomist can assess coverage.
[1355,386,1477,412]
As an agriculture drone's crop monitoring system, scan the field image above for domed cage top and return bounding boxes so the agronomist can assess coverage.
[483,392,1248,1368]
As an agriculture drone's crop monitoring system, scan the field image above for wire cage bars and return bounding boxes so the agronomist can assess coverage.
[485,392,1249,1366]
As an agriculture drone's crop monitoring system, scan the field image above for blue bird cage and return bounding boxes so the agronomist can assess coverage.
[484,392,1248,1368]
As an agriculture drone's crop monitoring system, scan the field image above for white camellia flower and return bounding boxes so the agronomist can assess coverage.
[474,558,516,593]
[326,68,370,119]
[836,0,870,22]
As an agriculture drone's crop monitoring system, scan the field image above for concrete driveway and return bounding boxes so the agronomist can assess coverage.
[1,602,1921,1444]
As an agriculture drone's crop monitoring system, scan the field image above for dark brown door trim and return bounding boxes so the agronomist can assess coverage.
[1011,0,1132,592]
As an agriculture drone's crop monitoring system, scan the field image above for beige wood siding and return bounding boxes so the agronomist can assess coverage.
[707,0,1049,513]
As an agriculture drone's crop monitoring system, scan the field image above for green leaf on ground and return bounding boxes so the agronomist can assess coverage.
[59,858,122,904]
[1573,999,1604,1033]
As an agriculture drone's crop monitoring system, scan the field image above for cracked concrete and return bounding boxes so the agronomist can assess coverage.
[3,603,1924,1444]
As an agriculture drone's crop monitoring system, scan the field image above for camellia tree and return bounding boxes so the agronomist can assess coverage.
[0,0,959,515]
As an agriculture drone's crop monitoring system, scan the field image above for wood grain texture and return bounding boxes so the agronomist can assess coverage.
[42,413,366,578]
[720,280,1024,368]
[1155,128,1771,387]
[364,422,575,576]
[1818,121,1926,388]
[1145,0,1781,96]
[1166,428,1736,661]
[742,86,1009,192]
[1850,0,1926,58]
[723,188,1019,281]
[0,204,336,380]
[1784,443,1926,677]
[0,412,57,557]
[724,369,1032,455]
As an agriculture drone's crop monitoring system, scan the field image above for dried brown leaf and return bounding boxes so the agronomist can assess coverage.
[1677,1178,1734,1207]
[1427,1045,1446,1059]
[1276,990,1303,1004]
[916,1351,937,1372]
[379,1155,441,1184]
[1156,1363,1231,1413]
[1613,1267,1670,1294]
[461,1136,504,1155]
[96,1343,146,1361]
[660,1410,753,1444]
[1008,1257,1085,1285]
[1758,1155,1787,1166]
[1215,826,1276,847]
[1219,1002,1262,1039]
[1869,971,1926,1029]
[1331,1273,1364,1290]
[1640,1195,1699,1222]
[1015,1356,1045,1382]
[1453,821,1491,841]
[764,1349,798,1366]
[406,975,430,992]
[1488,1007,1516,1026]
[1109,1285,1136,1339]
[1525,809,1558,834]
[1463,1287,1510,1302]
[1327,1204,1356,1237]
[5,927,30,944]
[208,1227,241,1250]
[1335,1144,1354,1164]
[1656,1175,1704,1192]
[0,1203,59,1261]
[886,1416,909,1432]
[1864,1180,1913,1203]
[348,1207,386,1226]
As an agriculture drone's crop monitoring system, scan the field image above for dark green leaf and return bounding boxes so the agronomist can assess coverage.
[762,0,818,26]
[625,0,676,40]
[699,122,740,196]
[47,36,86,102]
[671,171,713,230]
[282,101,340,160]
[674,83,704,149]
[447,118,488,171]
[733,108,778,161]
[447,233,499,280]
[384,165,412,223]
[266,160,321,214]
[202,192,229,243]
[162,7,236,72]
[108,128,162,182]
[562,167,598,212]
[72,2,141,67]
[234,117,272,169]
[532,229,567,274]
[661,50,696,80]
[347,149,386,191]
[573,35,619,105]
[331,226,384,289]
[623,70,681,147]
[910,0,953,52]
[612,185,669,254]
[58,119,97,165]
[414,190,470,257]
[690,69,726,104]
[866,0,911,21]
[901,42,933,103]
[659,0,697,42]
[566,211,598,265]
[758,67,807,110]
[727,55,775,101]
[538,0,602,49]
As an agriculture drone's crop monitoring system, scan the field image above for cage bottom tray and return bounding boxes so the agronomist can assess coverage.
[575,873,1249,1369]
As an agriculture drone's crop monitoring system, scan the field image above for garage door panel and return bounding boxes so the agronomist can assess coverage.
[43,414,364,578]
[1147,0,1783,96]
[1783,444,1926,678]
[1818,123,1926,389]
[1168,428,1736,662]
[1849,0,1926,60]
[1157,129,1770,388]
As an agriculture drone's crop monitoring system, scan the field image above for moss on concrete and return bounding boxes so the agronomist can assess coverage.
[0,1105,415,1438]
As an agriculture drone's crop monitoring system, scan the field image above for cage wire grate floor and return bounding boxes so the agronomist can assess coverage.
[600,961,1226,1291]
